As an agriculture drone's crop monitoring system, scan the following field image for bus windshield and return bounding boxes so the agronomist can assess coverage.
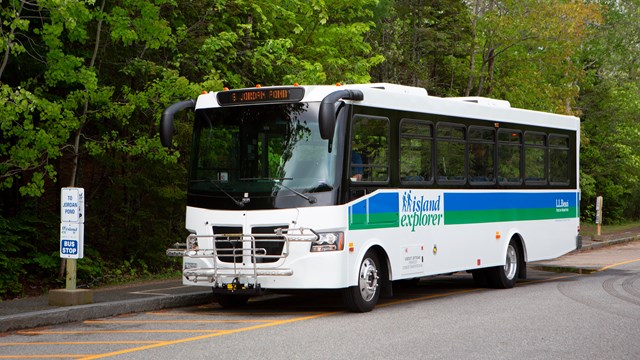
[189,102,336,206]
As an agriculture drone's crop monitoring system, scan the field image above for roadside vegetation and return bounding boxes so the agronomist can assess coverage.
[2,0,639,299]
[580,221,640,240]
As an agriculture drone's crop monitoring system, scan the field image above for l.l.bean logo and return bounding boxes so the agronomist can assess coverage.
[400,190,443,232]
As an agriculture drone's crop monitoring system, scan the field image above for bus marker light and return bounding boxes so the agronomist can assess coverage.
[432,245,437,255]
[477,259,481,266]
[349,242,354,252]
[495,232,501,239]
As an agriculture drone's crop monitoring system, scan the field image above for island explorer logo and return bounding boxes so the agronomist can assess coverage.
[400,190,443,232]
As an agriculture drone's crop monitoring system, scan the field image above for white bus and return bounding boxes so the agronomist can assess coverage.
[161,83,580,312]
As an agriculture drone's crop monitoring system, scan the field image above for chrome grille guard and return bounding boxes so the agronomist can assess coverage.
[166,228,318,287]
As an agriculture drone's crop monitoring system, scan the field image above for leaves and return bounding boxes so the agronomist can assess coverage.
[1,0,640,297]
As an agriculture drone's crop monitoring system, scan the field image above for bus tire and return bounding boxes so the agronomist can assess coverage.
[214,293,250,308]
[343,250,381,312]
[487,240,519,289]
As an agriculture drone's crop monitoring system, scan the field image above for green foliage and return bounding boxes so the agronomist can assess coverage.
[1,0,640,298]
[470,0,602,114]
[578,0,640,223]
[370,0,472,95]
[0,212,61,298]
[0,217,28,296]
[579,80,640,223]
[173,0,382,87]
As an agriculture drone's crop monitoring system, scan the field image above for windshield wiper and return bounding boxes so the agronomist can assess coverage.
[193,179,249,207]
[240,177,316,204]
[273,181,317,204]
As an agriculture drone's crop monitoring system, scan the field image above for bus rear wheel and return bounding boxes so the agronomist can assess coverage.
[487,240,519,289]
[343,250,381,312]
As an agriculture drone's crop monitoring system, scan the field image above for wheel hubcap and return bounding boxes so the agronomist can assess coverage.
[503,245,518,280]
[359,257,379,302]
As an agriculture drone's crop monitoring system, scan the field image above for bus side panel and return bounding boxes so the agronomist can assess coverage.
[345,189,579,282]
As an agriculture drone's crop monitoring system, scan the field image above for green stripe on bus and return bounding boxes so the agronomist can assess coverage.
[349,212,399,230]
[444,207,577,225]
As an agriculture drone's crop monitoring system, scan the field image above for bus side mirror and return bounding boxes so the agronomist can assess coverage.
[318,90,364,140]
[160,99,196,147]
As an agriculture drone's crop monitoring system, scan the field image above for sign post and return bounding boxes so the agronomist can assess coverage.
[49,188,92,306]
[60,188,85,290]
[595,195,603,239]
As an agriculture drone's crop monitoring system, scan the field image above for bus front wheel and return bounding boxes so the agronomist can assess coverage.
[343,250,381,312]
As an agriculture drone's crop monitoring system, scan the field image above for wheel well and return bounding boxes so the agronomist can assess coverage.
[510,234,527,280]
[367,245,393,297]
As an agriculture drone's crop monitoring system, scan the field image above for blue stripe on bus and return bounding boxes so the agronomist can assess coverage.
[444,192,577,211]
[350,192,399,214]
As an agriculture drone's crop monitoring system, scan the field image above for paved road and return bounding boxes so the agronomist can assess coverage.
[1,262,639,359]
[1,239,639,359]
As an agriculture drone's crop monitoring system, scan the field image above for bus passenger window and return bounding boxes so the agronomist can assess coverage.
[400,120,432,183]
[549,134,570,184]
[436,124,466,183]
[351,116,390,182]
[524,132,546,184]
[468,127,495,184]
[497,129,522,185]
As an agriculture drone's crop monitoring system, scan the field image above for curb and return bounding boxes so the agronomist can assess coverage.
[0,291,214,333]
[530,236,640,275]
[579,235,639,252]
[530,265,598,275]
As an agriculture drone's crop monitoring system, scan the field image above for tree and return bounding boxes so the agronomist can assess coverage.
[0,0,388,297]
[578,0,640,222]
[467,0,602,114]
[369,0,472,95]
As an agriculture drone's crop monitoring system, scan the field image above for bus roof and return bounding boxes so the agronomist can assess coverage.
[195,83,579,131]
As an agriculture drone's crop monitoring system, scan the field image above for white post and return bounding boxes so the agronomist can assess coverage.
[50,188,91,306]
[595,195,603,237]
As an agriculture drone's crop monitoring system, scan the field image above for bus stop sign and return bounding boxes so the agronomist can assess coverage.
[60,188,85,259]
[60,222,84,259]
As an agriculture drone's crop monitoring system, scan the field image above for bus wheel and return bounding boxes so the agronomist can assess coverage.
[214,293,250,308]
[343,250,381,312]
[488,240,519,289]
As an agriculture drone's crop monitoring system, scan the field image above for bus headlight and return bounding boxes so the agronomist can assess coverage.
[310,232,344,252]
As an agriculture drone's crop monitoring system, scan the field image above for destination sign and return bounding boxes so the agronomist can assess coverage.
[217,87,305,106]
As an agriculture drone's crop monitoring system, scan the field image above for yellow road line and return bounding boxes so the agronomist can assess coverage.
[78,312,338,360]
[379,288,481,308]
[598,257,640,272]
[0,341,161,346]
[519,274,578,285]
[0,355,88,359]
[17,330,221,335]
[146,310,319,316]
[84,319,276,324]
